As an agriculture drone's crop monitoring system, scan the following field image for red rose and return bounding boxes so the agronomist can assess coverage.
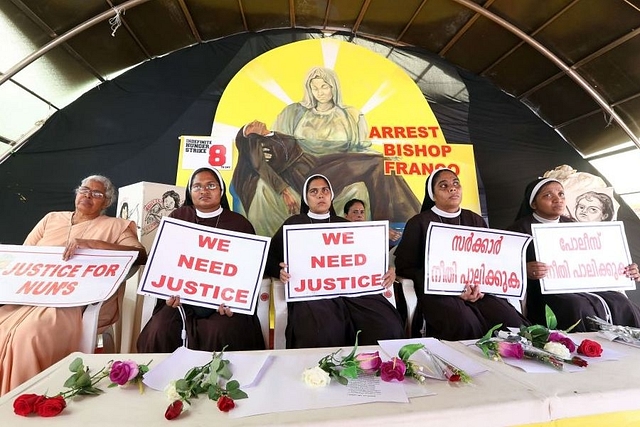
[165,400,184,420]
[217,396,235,412]
[13,393,45,416]
[34,395,66,417]
[571,356,588,367]
[577,339,603,357]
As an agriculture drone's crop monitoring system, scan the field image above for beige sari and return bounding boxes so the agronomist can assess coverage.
[0,212,143,395]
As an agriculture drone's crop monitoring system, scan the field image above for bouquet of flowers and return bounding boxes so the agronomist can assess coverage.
[164,347,247,420]
[13,357,152,418]
[475,306,600,370]
[587,315,640,348]
[302,332,471,387]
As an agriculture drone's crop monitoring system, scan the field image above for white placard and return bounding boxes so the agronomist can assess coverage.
[179,135,233,170]
[283,221,389,302]
[138,216,270,315]
[424,223,532,298]
[531,221,635,294]
[0,245,139,307]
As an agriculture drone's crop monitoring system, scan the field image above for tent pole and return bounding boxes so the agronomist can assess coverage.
[0,0,152,87]
[451,0,640,150]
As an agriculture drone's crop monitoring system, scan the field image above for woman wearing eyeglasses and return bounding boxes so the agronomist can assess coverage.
[266,174,405,348]
[0,175,147,396]
[137,167,266,353]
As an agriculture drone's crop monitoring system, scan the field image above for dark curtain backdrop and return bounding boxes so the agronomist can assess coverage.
[1,29,638,303]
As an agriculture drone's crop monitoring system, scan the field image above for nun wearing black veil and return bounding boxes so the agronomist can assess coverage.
[266,174,405,348]
[137,166,266,353]
[394,168,529,340]
[507,177,640,331]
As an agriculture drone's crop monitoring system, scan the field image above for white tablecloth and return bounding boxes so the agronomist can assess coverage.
[1,333,639,426]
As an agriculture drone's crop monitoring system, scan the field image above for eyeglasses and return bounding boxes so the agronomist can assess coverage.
[76,187,106,199]
[191,183,218,192]
[307,187,331,197]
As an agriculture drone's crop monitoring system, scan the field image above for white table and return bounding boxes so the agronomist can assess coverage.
[1,334,639,426]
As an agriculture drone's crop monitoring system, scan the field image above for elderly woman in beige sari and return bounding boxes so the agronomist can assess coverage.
[0,175,146,395]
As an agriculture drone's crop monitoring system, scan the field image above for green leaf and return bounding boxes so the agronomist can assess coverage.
[341,365,359,379]
[76,371,91,388]
[565,319,581,333]
[69,357,84,373]
[545,305,558,330]
[218,364,232,380]
[343,330,361,361]
[335,375,348,386]
[228,389,248,400]
[226,380,240,391]
[208,385,222,401]
[398,343,426,361]
[184,367,199,382]
[63,374,77,388]
[175,378,190,391]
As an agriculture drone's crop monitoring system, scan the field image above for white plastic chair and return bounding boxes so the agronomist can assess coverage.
[388,246,419,337]
[80,265,139,353]
[138,277,273,349]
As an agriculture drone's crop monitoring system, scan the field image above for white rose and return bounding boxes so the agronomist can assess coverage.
[302,366,331,388]
[543,342,571,359]
[164,381,182,402]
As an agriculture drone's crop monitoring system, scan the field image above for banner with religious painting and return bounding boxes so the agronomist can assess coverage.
[175,38,479,237]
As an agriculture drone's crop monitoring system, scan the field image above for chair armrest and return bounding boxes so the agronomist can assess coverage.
[257,278,272,349]
[80,301,104,353]
[272,279,287,349]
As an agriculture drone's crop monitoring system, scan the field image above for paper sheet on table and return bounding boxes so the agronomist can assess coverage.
[229,352,412,418]
[143,346,270,391]
[463,338,623,373]
[378,338,488,379]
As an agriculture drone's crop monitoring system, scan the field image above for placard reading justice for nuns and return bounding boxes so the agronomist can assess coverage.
[0,245,139,307]
[283,221,389,302]
[138,217,271,315]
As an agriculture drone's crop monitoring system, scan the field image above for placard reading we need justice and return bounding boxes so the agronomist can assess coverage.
[283,221,389,302]
[138,217,271,315]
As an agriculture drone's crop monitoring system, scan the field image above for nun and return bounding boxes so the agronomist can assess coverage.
[395,168,529,340]
[507,177,640,330]
[266,174,405,348]
[137,166,266,353]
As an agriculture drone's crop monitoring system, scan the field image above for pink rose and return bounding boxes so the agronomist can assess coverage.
[356,352,382,373]
[110,360,139,385]
[548,332,576,353]
[498,342,524,359]
[379,357,406,382]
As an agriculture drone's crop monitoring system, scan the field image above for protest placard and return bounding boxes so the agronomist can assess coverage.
[531,221,635,293]
[0,245,139,307]
[283,221,389,302]
[424,223,531,299]
[138,217,270,315]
